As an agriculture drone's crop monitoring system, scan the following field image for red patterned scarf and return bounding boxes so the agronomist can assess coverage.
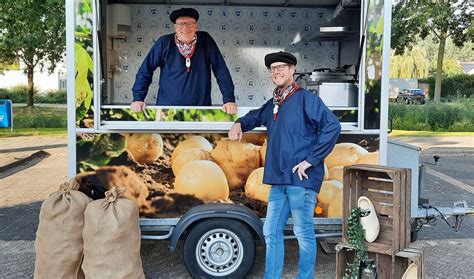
[175,34,197,72]
[272,81,301,120]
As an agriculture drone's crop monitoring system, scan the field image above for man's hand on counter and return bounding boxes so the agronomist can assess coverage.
[131,101,147,112]
[222,102,237,115]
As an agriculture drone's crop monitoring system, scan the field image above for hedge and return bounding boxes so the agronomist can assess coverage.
[419,74,474,100]
[0,85,66,104]
[389,98,474,132]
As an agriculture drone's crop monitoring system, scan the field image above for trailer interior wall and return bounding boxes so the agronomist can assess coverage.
[104,4,361,109]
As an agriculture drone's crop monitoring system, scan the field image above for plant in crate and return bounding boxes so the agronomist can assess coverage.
[344,207,376,279]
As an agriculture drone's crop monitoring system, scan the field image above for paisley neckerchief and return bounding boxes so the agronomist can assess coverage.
[272,81,301,120]
[175,34,197,73]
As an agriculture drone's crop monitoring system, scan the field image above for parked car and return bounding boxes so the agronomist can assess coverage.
[397,88,426,104]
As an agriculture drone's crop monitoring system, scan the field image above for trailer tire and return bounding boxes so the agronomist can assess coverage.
[183,218,256,278]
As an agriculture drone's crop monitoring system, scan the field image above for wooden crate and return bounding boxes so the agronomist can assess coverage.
[336,243,424,279]
[342,164,412,255]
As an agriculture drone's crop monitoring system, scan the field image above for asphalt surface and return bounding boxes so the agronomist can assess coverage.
[0,136,473,278]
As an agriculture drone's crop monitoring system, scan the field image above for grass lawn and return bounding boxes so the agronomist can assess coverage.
[0,128,67,138]
[0,106,67,138]
[389,130,474,137]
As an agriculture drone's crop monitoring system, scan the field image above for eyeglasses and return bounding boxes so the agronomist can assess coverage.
[175,22,197,28]
[267,64,289,72]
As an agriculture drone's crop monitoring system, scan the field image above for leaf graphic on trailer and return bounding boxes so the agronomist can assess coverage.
[75,43,93,122]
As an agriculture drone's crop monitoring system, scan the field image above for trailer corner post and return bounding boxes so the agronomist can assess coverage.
[379,0,393,166]
[66,0,77,179]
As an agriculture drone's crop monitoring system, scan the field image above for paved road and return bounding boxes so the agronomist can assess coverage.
[0,136,473,278]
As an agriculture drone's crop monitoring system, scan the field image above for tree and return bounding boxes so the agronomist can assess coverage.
[0,0,65,107]
[391,0,472,104]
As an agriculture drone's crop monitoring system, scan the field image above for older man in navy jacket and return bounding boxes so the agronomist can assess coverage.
[228,51,341,279]
[131,8,236,114]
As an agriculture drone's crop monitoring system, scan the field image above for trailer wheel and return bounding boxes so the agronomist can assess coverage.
[183,218,256,278]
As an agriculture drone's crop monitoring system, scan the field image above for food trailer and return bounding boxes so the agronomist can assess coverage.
[65,0,473,277]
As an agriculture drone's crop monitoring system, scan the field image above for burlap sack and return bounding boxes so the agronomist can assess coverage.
[82,187,144,279]
[34,180,92,279]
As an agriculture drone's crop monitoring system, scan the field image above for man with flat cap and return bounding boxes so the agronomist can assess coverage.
[228,51,341,278]
[131,7,237,114]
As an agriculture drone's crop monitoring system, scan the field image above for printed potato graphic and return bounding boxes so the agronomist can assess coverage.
[328,166,344,182]
[324,143,369,169]
[260,140,267,167]
[317,180,343,217]
[171,148,213,176]
[126,133,163,164]
[171,135,213,163]
[211,138,260,190]
[241,133,267,146]
[245,167,271,203]
[174,160,229,202]
[323,163,330,181]
[327,190,343,218]
[356,151,380,165]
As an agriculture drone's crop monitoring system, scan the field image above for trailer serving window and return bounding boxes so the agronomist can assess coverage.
[89,0,369,132]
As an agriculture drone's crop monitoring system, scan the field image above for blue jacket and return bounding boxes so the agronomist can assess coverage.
[132,31,235,105]
[237,89,341,192]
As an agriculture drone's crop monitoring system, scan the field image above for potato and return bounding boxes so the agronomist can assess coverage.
[327,190,343,218]
[241,133,267,146]
[245,167,271,202]
[172,148,213,176]
[323,163,329,181]
[328,166,344,182]
[126,133,163,164]
[324,143,369,169]
[211,138,261,190]
[174,160,229,202]
[356,151,380,165]
[260,140,267,167]
[171,136,213,163]
[317,180,343,217]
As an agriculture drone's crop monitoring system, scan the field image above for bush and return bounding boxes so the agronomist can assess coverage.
[420,74,474,100]
[389,98,474,132]
[0,86,66,104]
[12,106,67,128]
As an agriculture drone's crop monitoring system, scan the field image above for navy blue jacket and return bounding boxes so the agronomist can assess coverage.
[132,31,235,105]
[237,89,341,192]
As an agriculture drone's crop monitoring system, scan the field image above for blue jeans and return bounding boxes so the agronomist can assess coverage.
[263,185,317,279]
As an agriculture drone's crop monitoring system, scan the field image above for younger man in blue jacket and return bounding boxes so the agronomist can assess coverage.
[228,51,341,278]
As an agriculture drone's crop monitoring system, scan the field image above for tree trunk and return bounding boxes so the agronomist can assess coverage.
[27,67,35,107]
[434,34,447,104]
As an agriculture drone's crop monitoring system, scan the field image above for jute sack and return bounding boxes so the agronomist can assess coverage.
[34,180,92,279]
[82,187,144,279]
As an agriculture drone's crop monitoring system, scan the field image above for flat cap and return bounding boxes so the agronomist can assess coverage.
[264,51,297,68]
[169,8,199,23]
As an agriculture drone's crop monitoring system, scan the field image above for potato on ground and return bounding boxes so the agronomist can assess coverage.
[241,133,267,146]
[211,138,260,190]
[125,133,163,164]
[171,135,213,163]
[323,163,329,181]
[324,142,369,169]
[260,140,267,167]
[174,160,229,202]
[327,190,343,218]
[356,151,380,165]
[317,180,343,217]
[245,167,271,203]
[328,166,344,182]
[74,165,155,216]
[171,148,213,176]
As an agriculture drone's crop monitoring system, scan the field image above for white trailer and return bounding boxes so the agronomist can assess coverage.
[65,0,472,277]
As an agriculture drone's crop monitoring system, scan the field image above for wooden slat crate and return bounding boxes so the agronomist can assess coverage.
[342,164,412,255]
[336,243,424,279]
